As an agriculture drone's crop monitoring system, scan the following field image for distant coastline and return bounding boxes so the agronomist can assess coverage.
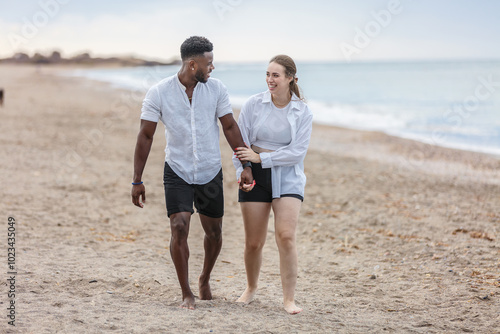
[0,51,180,67]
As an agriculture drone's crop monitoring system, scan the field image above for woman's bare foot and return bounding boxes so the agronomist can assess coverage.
[236,287,257,304]
[284,302,302,315]
[180,294,196,310]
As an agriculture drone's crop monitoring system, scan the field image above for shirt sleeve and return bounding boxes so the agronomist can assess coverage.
[216,81,233,118]
[259,106,313,168]
[232,100,252,180]
[140,86,161,122]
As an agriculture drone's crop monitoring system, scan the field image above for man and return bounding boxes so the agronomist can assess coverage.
[131,36,254,310]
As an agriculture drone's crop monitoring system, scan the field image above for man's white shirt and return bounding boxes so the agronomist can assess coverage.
[141,74,232,184]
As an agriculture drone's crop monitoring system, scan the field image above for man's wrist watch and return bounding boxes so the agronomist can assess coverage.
[242,161,252,169]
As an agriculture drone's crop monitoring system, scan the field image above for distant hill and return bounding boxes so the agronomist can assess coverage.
[0,51,180,67]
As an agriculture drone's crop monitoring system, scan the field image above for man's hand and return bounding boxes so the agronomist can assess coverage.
[239,167,255,192]
[131,120,156,208]
[131,184,146,208]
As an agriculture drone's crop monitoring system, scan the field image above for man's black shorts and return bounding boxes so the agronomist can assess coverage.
[163,162,224,218]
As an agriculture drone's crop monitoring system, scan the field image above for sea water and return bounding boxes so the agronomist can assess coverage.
[68,60,500,156]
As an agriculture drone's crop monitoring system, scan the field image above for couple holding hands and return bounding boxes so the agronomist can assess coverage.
[131,36,312,314]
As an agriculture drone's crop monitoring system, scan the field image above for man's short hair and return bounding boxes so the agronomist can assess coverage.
[180,36,213,61]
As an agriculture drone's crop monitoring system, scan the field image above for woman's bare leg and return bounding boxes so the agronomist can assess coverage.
[236,202,272,303]
[272,197,302,314]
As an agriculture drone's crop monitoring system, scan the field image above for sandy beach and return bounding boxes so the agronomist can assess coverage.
[1,64,499,333]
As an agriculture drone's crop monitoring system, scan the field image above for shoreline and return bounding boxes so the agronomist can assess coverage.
[13,62,500,161]
[2,64,499,333]
[310,122,500,186]
[52,63,500,160]
[313,120,500,159]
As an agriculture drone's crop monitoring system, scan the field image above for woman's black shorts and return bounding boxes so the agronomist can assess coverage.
[163,162,224,218]
[238,163,303,203]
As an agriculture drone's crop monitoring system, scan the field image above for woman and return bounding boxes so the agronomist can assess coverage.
[233,55,313,314]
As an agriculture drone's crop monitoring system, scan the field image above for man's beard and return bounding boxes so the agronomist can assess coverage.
[195,69,207,83]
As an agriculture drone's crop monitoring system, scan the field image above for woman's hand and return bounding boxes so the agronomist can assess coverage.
[239,166,255,192]
[238,177,256,192]
[235,144,261,163]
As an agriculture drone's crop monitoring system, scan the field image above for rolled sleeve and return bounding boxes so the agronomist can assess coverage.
[259,152,273,168]
[140,86,161,122]
[216,82,233,118]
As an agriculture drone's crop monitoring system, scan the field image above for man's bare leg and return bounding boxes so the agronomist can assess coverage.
[236,202,272,303]
[169,212,195,309]
[198,214,223,300]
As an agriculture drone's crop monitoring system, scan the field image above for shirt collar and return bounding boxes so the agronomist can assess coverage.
[263,90,301,111]
[175,74,186,90]
[176,73,202,90]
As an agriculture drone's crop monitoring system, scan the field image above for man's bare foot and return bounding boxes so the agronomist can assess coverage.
[236,287,257,304]
[180,295,196,310]
[199,277,212,300]
[284,302,302,315]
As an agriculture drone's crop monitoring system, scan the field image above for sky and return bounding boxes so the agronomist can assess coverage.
[1,0,500,63]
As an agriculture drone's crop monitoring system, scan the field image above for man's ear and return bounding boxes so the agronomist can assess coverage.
[189,59,196,71]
